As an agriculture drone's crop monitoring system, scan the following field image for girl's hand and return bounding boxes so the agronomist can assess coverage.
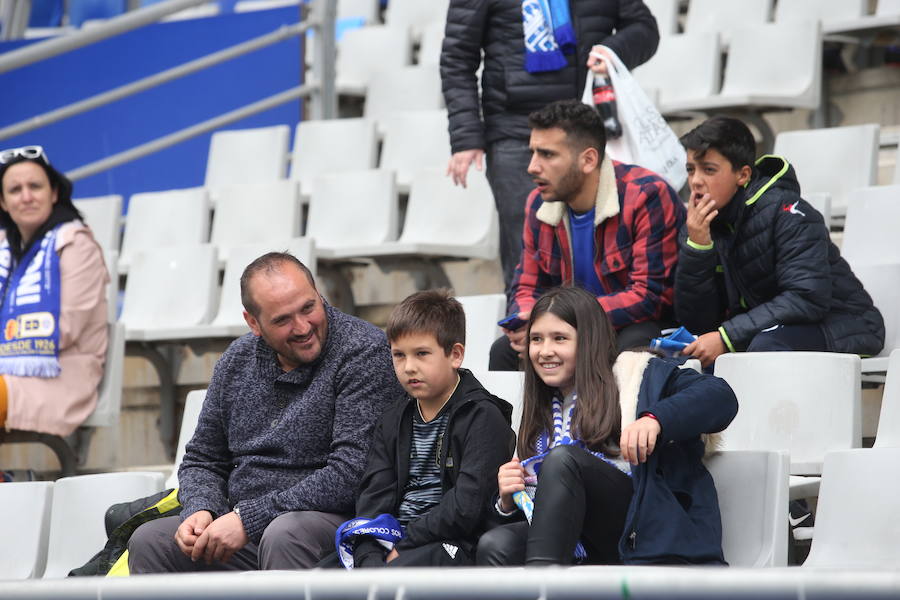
[620,416,662,465]
[497,458,526,512]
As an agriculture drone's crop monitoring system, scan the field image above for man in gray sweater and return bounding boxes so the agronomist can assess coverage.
[128,252,403,572]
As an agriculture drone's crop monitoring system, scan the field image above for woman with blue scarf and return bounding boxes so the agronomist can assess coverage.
[0,146,108,437]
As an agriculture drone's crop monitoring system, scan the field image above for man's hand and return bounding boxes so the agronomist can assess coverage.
[446,149,485,188]
[497,458,526,513]
[620,416,662,465]
[587,45,611,75]
[502,311,530,357]
[190,511,249,565]
[686,193,718,247]
[683,331,727,368]
[175,510,213,557]
[386,548,399,563]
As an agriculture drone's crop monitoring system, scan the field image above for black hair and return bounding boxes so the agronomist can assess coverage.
[680,116,756,170]
[240,251,317,317]
[0,155,83,260]
[528,99,607,157]
[386,288,465,355]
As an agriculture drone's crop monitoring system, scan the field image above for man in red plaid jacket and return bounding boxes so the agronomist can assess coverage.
[489,100,685,370]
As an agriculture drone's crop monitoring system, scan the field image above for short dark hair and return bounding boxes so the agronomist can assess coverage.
[386,289,465,355]
[240,252,316,317]
[528,99,607,156]
[680,116,756,170]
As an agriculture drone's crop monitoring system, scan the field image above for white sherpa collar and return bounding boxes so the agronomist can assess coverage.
[535,157,620,227]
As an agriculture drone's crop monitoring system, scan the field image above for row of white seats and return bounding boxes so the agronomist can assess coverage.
[647,0,900,37]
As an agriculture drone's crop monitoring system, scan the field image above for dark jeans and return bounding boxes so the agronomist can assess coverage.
[489,320,662,371]
[486,138,534,288]
[745,323,828,352]
[476,445,633,566]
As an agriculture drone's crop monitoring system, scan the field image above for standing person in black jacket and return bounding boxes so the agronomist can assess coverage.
[441,0,659,286]
[325,290,515,568]
[675,117,885,368]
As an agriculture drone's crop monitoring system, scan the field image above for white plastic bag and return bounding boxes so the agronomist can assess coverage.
[582,46,687,191]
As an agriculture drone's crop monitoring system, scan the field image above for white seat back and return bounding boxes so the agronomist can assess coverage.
[643,0,680,35]
[895,151,900,184]
[205,125,290,189]
[43,472,164,578]
[878,0,900,16]
[841,185,900,266]
[633,32,721,109]
[776,0,867,27]
[458,294,506,372]
[803,448,900,568]
[166,389,207,489]
[339,0,379,22]
[418,21,445,65]
[874,350,900,448]
[773,124,879,219]
[384,0,448,40]
[337,25,412,92]
[714,352,861,475]
[718,21,822,109]
[210,180,300,262]
[211,238,316,329]
[0,482,54,579]
[380,110,451,190]
[400,168,497,257]
[803,192,831,228]
[290,118,378,198]
[684,0,772,42]
[307,169,399,249]
[470,369,525,435]
[119,187,210,271]
[81,322,125,428]
[850,263,900,360]
[704,450,789,567]
[120,245,219,332]
[74,195,122,254]
[363,65,444,129]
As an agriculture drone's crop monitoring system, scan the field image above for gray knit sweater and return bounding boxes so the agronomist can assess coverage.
[177,304,403,542]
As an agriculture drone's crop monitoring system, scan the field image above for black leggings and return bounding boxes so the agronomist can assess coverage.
[476,445,634,566]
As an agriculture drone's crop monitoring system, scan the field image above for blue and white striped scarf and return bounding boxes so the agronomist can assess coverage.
[335,513,404,569]
[521,0,576,73]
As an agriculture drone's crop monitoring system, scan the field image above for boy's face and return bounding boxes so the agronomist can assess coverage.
[390,332,464,407]
[686,148,751,212]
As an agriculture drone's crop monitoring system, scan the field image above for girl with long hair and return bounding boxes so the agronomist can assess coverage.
[477,286,738,566]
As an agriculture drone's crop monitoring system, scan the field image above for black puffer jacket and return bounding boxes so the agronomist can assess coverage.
[441,0,659,153]
[675,155,884,355]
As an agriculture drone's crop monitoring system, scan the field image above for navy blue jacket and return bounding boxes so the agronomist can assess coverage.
[619,357,738,565]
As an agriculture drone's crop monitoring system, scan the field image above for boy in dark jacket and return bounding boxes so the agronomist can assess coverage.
[675,116,884,368]
[340,290,515,567]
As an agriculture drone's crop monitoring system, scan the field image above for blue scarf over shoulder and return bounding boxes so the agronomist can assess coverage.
[522,0,576,73]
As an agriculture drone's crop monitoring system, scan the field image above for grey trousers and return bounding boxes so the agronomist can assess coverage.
[486,138,535,288]
[128,511,349,573]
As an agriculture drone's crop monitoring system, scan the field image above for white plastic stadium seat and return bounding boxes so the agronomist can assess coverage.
[208,238,317,337]
[306,169,399,253]
[74,195,122,254]
[42,472,164,578]
[850,263,900,376]
[314,168,497,262]
[363,65,444,131]
[210,180,301,263]
[684,0,772,44]
[458,294,506,372]
[384,0,449,41]
[339,0,379,22]
[874,350,900,448]
[803,448,900,568]
[773,124,880,220]
[166,389,207,489]
[470,369,524,434]
[290,118,378,200]
[643,0,680,36]
[633,32,722,114]
[714,352,861,476]
[775,0,867,33]
[664,21,822,113]
[841,185,900,266]
[0,482,54,579]
[118,187,210,273]
[120,245,219,342]
[418,21,445,66]
[337,25,412,95]
[895,151,900,184]
[81,322,126,428]
[204,125,290,190]
[704,450,789,567]
[803,192,831,228]
[380,109,451,192]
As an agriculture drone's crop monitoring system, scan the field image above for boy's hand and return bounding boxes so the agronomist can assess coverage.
[497,458,526,513]
[683,331,726,367]
[620,416,661,465]
[386,549,399,563]
[686,193,718,247]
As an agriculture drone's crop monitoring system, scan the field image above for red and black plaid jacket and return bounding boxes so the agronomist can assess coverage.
[508,160,685,329]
